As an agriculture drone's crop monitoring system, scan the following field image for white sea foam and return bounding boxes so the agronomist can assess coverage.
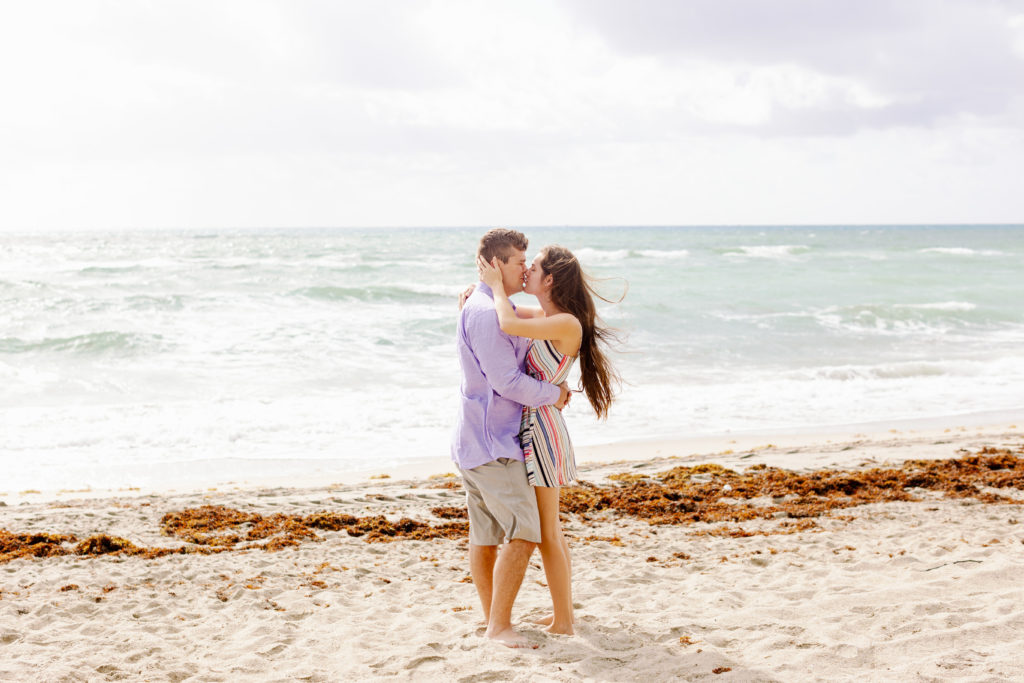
[574,247,631,263]
[786,360,964,382]
[919,247,1005,256]
[811,310,959,338]
[568,362,1024,446]
[897,301,977,311]
[830,250,888,261]
[395,282,465,297]
[635,249,690,259]
[69,257,185,272]
[571,247,689,265]
[726,244,810,259]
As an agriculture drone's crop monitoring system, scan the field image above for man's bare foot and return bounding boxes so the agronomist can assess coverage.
[485,626,538,649]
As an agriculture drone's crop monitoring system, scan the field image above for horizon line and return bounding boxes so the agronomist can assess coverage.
[2,221,1023,233]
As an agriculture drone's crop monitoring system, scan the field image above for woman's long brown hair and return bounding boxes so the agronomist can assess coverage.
[539,245,624,419]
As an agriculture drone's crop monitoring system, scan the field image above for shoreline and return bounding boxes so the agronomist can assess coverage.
[5,408,1021,507]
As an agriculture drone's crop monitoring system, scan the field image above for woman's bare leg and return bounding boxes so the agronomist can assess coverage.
[534,527,575,627]
[535,485,574,635]
[561,527,572,612]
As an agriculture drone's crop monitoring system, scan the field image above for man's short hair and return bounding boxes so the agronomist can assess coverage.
[477,228,528,264]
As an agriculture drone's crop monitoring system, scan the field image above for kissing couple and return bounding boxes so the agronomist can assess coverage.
[452,228,621,648]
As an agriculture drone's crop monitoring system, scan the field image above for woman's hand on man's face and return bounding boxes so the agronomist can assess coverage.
[477,255,504,290]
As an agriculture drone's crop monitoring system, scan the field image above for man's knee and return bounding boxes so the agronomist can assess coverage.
[504,538,537,555]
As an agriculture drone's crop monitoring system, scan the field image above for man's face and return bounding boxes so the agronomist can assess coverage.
[497,249,528,296]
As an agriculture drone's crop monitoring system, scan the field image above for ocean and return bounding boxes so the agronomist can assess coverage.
[2,225,1022,492]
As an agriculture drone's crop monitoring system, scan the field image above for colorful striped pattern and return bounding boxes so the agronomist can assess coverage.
[520,339,578,487]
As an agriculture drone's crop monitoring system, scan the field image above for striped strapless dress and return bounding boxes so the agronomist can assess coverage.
[520,339,577,487]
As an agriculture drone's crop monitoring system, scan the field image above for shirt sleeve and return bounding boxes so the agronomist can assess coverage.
[468,307,561,408]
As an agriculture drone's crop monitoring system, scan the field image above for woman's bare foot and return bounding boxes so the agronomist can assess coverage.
[544,622,575,636]
[532,614,575,627]
[485,626,538,649]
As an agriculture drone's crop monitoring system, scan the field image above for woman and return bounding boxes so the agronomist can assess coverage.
[477,245,620,636]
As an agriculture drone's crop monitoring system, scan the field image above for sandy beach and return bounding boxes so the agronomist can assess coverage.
[3,421,1024,682]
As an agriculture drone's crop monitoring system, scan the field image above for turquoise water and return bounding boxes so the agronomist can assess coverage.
[2,225,1022,491]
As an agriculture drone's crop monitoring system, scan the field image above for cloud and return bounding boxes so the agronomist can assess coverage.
[0,0,1020,229]
[558,0,1024,133]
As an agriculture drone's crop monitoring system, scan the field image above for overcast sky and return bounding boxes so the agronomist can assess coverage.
[1,0,1022,230]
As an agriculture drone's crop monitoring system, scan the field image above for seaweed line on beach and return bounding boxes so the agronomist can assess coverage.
[0,509,470,564]
[2,446,1022,564]
[563,445,1024,538]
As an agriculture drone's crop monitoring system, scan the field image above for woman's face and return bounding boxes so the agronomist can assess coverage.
[523,253,549,296]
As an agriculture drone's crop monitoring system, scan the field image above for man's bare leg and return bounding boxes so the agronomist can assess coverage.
[484,538,537,648]
[469,544,497,623]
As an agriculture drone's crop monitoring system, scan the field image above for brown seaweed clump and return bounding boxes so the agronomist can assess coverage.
[69,534,201,559]
[560,446,1024,535]
[430,506,468,520]
[0,531,78,563]
[158,505,469,551]
[0,530,196,563]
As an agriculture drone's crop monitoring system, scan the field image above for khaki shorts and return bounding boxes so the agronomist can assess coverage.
[459,458,541,545]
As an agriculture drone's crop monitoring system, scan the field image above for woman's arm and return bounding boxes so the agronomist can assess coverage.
[499,298,580,342]
[479,257,582,344]
[463,281,542,318]
[459,283,539,317]
[515,305,545,319]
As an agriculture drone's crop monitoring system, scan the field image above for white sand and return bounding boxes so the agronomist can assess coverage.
[2,424,1023,681]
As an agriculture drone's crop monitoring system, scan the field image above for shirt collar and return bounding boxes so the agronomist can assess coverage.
[476,281,516,310]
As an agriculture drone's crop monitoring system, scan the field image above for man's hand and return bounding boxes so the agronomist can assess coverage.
[458,283,476,310]
[554,382,571,410]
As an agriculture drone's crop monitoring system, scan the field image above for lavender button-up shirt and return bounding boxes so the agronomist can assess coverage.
[451,282,560,471]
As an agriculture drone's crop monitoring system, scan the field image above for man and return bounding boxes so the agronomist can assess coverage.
[452,228,569,648]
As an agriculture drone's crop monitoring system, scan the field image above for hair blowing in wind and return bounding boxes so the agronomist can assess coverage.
[540,245,625,419]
